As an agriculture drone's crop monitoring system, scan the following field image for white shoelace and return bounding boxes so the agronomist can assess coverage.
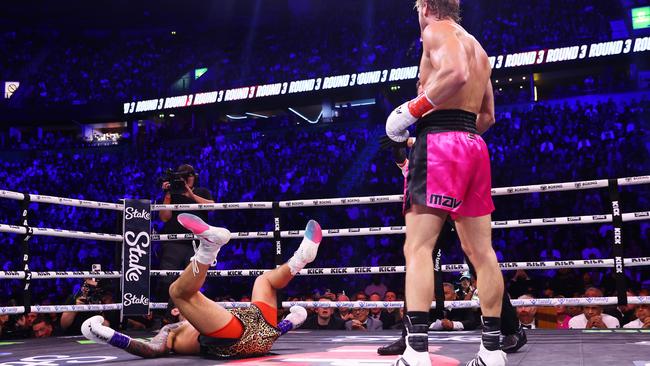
[190,239,218,276]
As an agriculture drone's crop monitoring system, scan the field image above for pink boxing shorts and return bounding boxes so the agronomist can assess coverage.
[403,109,494,220]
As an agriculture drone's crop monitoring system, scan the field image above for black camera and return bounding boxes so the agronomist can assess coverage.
[158,165,200,195]
[79,280,105,304]
[157,169,187,195]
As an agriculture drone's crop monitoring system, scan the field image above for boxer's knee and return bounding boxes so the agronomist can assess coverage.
[466,248,498,270]
[169,281,188,300]
[403,238,436,260]
[253,274,270,291]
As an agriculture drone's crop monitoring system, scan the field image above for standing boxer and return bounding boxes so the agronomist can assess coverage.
[385,1,505,365]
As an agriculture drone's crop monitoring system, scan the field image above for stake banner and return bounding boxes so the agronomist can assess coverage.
[121,199,151,317]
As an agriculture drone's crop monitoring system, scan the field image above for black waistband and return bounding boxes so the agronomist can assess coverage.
[415,109,478,136]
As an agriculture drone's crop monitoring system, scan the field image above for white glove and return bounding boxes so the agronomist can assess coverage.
[385,102,415,143]
[386,93,435,142]
[429,319,443,330]
[286,305,308,328]
[82,315,114,344]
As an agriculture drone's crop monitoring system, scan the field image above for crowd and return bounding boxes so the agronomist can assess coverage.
[2,275,648,339]
[1,93,649,338]
[1,0,632,107]
[0,0,648,338]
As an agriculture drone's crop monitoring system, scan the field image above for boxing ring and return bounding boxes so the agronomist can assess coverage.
[1,175,650,365]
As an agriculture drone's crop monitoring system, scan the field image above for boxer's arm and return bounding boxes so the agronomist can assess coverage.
[420,24,469,106]
[477,79,495,134]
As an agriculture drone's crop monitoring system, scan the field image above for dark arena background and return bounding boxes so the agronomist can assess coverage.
[1,1,649,365]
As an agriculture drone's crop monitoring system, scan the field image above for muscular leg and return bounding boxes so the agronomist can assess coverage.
[251,221,323,331]
[169,262,234,335]
[455,215,502,317]
[455,214,506,361]
[394,204,446,365]
[251,264,294,308]
[403,204,447,312]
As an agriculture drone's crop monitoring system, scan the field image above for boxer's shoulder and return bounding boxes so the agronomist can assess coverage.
[421,22,463,52]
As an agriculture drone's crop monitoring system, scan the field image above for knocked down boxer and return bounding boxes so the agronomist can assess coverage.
[83,214,322,359]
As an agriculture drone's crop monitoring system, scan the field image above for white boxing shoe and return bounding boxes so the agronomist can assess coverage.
[393,323,432,366]
[466,344,507,366]
[287,220,322,275]
[177,213,231,268]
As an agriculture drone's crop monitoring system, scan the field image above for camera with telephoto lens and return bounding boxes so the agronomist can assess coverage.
[158,168,190,195]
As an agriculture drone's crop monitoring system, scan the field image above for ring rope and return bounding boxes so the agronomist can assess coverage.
[0,224,122,242]
[2,257,648,280]
[145,257,647,276]
[150,210,650,242]
[12,213,647,244]
[1,176,648,213]
[2,297,649,315]
[0,190,123,211]
[150,175,650,211]
[282,297,650,309]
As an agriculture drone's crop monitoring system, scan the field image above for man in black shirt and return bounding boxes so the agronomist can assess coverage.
[157,164,214,301]
[302,297,346,330]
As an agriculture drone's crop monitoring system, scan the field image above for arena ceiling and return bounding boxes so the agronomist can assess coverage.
[1,0,406,31]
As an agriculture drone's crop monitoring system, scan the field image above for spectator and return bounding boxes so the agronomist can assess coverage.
[346,308,382,331]
[354,292,368,301]
[0,313,9,338]
[555,296,571,329]
[429,283,479,331]
[623,304,650,329]
[31,316,58,338]
[301,297,346,330]
[516,295,538,329]
[380,291,401,329]
[368,293,384,323]
[606,290,638,326]
[456,272,474,300]
[569,288,620,329]
[334,294,354,322]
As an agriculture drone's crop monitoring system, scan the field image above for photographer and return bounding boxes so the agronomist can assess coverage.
[157,164,214,301]
[60,278,119,335]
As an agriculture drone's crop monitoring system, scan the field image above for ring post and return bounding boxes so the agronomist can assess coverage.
[608,179,627,306]
[20,193,32,315]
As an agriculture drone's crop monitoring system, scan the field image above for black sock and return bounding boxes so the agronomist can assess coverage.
[482,316,501,351]
[406,311,429,327]
[401,303,408,338]
[500,293,519,335]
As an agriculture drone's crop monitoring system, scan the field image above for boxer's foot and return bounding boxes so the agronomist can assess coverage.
[287,220,322,275]
[393,323,431,366]
[377,336,407,355]
[177,213,230,268]
[501,324,527,353]
[466,344,507,366]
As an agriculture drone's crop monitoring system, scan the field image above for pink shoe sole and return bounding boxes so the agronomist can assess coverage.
[177,213,210,235]
[305,220,322,243]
